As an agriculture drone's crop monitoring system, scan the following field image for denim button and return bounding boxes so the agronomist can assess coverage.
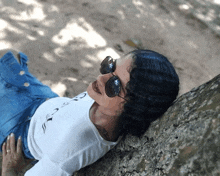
[19,71,25,75]
[24,82,30,87]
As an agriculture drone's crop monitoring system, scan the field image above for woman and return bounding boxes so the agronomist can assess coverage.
[1,49,179,176]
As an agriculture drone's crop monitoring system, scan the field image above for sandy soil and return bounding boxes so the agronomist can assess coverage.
[0,0,219,175]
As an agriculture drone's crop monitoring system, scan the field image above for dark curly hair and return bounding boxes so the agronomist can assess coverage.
[118,50,179,137]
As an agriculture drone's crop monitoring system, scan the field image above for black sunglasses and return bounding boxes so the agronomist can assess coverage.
[100,56,127,100]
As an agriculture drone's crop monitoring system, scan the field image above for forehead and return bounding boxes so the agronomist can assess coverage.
[115,53,133,64]
[115,54,133,71]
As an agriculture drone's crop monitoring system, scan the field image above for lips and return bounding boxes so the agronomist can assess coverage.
[92,80,102,94]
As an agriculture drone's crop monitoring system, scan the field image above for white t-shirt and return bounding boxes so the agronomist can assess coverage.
[25,92,120,176]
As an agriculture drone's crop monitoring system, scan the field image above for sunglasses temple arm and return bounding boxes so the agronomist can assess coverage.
[118,95,127,101]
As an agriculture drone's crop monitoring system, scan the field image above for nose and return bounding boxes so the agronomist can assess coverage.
[97,73,112,87]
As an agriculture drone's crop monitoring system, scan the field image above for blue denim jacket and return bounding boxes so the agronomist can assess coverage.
[0,51,58,159]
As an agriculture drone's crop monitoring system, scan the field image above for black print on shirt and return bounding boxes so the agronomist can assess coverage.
[42,92,87,133]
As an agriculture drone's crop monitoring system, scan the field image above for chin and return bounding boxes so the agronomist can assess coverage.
[87,83,93,96]
[87,83,97,100]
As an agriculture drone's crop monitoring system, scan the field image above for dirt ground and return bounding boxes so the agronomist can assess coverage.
[0,0,220,175]
[1,0,220,97]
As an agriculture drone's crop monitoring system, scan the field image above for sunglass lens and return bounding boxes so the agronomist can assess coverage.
[105,76,121,97]
[100,56,115,74]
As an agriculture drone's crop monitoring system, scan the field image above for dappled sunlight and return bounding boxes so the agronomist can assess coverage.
[47,4,59,13]
[7,25,23,34]
[17,21,32,29]
[133,0,144,6]
[54,47,66,57]
[0,19,23,35]
[213,0,220,5]
[82,80,89,84]
[0,41,12,50]
[154,17,166,29]
[37,30,45,36]
[168,20,176,26]
[43,52,57,63]
[51,82,67,97]
[158,18,176,27]
[17,0,41,6]
[0,19,8,30]
[149,4,157,10]
[80,60,93,68]
[132,0,177,28]
[86,54,100,63]
[214,25,220,31]
[52,17,107,48]
[13,7,45,21]
[117,10,125,20]
[179,4,191,11]
[132,0,147,16]
[26,35,37,41]
[10,0,46,21]
[187,40,198,49]
[64,77,78,82]
[43,19,56,27]
[1,5,17,14]
[0,3,45,48]
[195,8,217,22]
[0,20,13,49]
[97,48,120,61]
[174,0,220,35]
[0,0,218,99]
[0,32,6,39]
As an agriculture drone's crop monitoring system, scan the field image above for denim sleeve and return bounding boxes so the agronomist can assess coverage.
[0,51,59,159]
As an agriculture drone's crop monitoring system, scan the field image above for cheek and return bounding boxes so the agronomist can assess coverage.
[87,84,93,96]
[87,84,124,111]
[87,83,100,101]
[101,96,124,109]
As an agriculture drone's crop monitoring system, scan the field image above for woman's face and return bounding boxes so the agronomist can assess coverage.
[87,54,132,116]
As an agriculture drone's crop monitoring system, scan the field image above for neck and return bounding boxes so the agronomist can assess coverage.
[89,102,120,141]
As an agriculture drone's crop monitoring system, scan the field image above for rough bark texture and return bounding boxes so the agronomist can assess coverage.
[73,74,220,176]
